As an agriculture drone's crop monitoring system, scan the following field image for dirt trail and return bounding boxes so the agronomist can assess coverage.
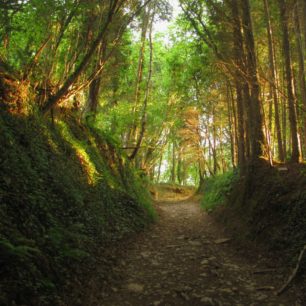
[101,198,301,306]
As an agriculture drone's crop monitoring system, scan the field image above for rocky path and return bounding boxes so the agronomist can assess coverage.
[101,198,301,306]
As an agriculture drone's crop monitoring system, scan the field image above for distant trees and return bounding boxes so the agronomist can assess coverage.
[179,0,306,172]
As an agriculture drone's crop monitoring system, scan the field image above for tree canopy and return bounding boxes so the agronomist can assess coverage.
[1,0,306,184]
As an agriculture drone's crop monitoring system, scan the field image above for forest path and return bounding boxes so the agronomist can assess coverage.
[101,197,299,306]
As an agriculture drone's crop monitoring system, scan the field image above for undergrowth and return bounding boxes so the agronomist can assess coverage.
[201,171,238,212]
[0,109,155,305]
[214,162,306,258]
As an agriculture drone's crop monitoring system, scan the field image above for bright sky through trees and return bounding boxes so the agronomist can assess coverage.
[153,0,181,33]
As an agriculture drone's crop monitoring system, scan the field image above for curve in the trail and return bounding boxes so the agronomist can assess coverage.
[101,199,300,306]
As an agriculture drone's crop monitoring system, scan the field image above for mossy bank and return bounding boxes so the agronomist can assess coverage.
[0,109,155,305]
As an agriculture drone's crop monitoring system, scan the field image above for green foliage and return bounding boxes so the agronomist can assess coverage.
[201,171,238,212]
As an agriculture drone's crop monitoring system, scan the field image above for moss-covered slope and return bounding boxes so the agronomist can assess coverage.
[216,162,306,254]
[0,110,155,305]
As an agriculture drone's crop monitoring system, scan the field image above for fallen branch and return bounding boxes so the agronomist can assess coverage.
[276,245,306,295]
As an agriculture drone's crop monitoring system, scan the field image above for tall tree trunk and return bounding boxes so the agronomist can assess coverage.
[241,0,266,161]
[87,41,107,114]
[294,3,306,157]
[130,7,151,144]
[88,77,101,113]
[231,0,246,170]
[226,82,236,168]
[212,107,218,174]
[171,141,176,183]
[263,0,285,161]
[282,85,287,157]
[129,9,154,160]
[156,153,163,183]
[297,0,306,48]
[278,0,300,162]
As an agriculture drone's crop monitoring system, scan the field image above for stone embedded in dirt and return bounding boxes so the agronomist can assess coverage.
[188,240,202,247]
[256,294,268,301]
[200,297,215,305]
[214,238,231,244]
[126,283,144,293]
[166,244,178,248]
[201,259,209,265]
[151,259,159,266]
[219,288,233,294]
[222,263,239,270]
[141,251,151,258]
[179,291,190,301]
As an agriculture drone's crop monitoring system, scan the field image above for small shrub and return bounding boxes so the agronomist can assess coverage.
[201,171,238,212]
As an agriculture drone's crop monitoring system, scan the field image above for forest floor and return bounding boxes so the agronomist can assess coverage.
[99,190,303,306]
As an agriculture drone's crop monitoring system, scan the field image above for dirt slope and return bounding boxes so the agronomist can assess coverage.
[100,197,303,306]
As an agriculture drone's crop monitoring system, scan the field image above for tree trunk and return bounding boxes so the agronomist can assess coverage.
[263,0,285,161]
[130,6,151,144]
[278,0,300,162]
[231,0,246,170]
[297,0,306,48]
[212,107,218,174]
[129,9,154,160]
[294,3,306,157]
[156,153,163,183]
[171,141,176,183]
[241,0,266,161]
[226,82,236,168]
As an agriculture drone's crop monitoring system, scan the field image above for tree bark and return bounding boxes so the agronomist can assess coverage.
[241,0,266,161]
[231,0,246,169]
[263,0,285,161]
[294,3,306,156]
[278,0,300,162]
[129,8,154,160]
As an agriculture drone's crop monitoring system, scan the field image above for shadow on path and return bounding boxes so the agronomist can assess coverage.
[101,197,300,306]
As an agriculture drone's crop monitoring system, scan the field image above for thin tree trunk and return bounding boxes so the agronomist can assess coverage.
[263,0,285,161]
[282,84,287,157]
[278,0,300,162]
[297,0,306,48]
[212,107,218,174]
[294,3,306,157]
[129,9,154,160]
[87,42,107,114]
[171,141,176,183]
[227,82,236,168]
[133,8,151,113]
[231,0,246,169]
